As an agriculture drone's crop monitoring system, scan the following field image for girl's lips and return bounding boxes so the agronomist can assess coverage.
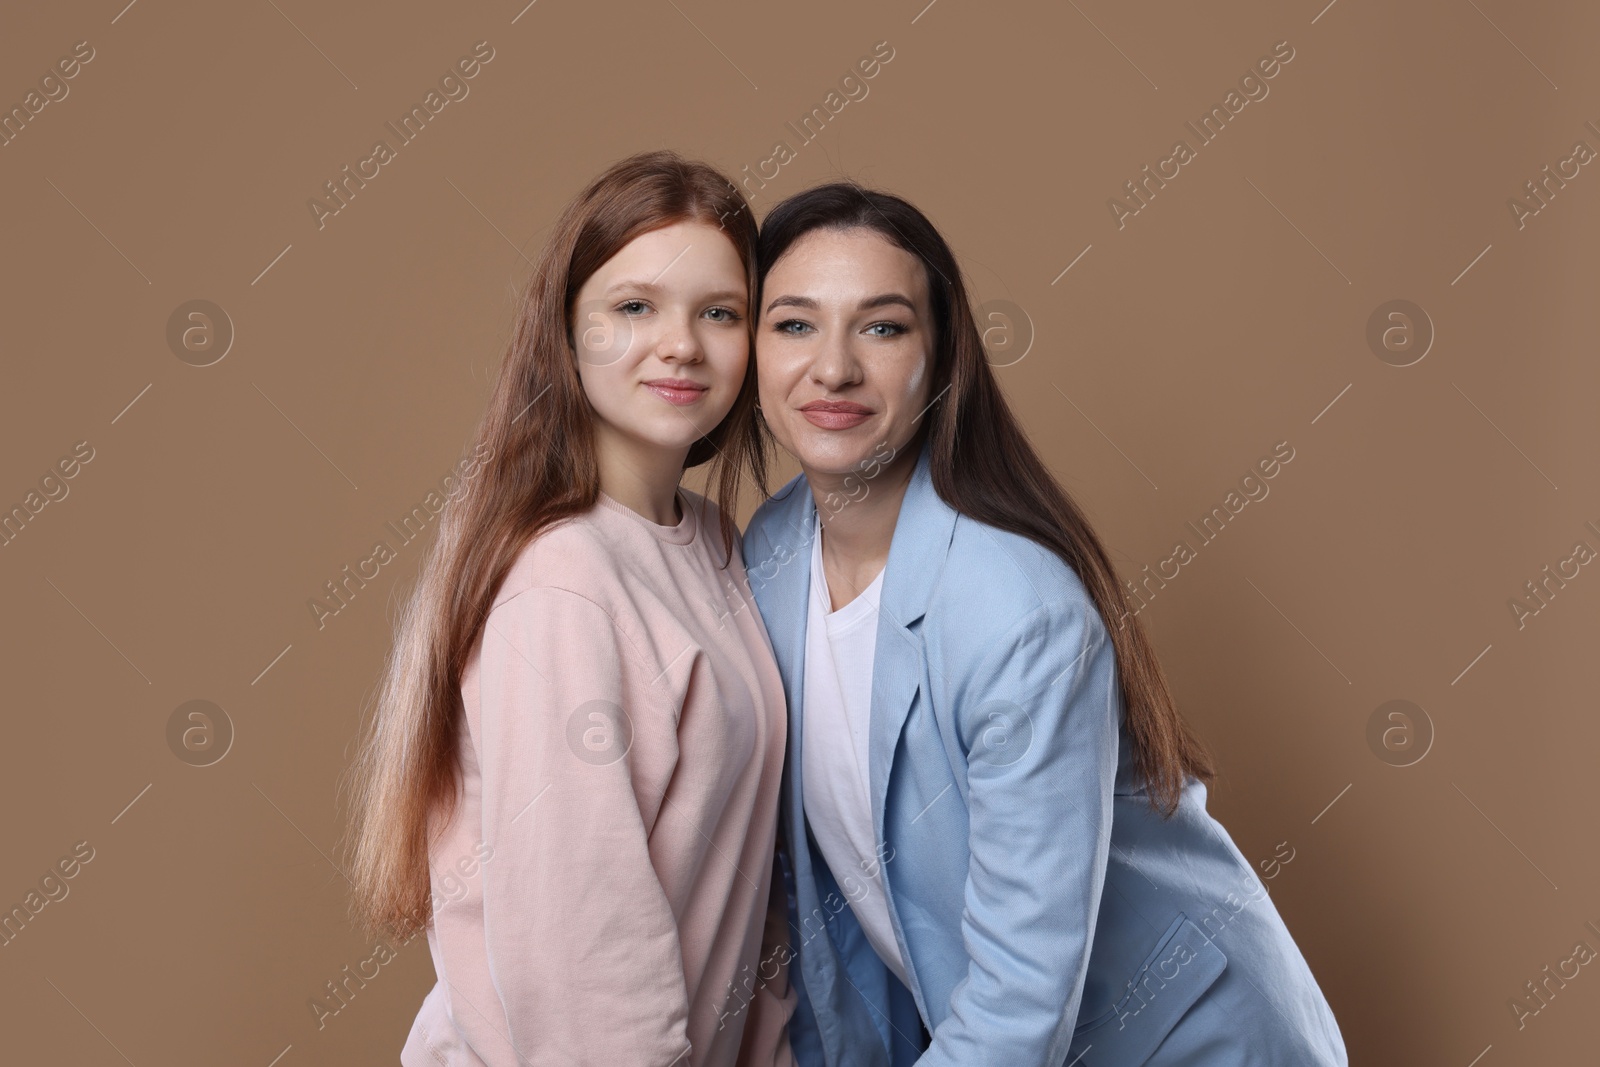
[643,380,709,406]
[799,402,873,430]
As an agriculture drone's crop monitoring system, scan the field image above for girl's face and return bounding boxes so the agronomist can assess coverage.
[572,219,749,463]
[756,227,934,479]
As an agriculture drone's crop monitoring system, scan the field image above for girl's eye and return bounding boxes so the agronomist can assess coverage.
[865,321,907,338]
[704,306,742,323]
[617,299,650,315]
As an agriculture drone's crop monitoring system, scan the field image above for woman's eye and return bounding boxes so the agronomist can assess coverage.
[772,319,811,336]
[865,321,907,338]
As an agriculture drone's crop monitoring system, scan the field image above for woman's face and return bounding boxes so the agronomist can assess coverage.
[572,219,749,461]
[756,227,934,479]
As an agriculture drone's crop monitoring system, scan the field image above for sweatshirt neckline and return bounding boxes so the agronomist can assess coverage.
[597,487,698,545]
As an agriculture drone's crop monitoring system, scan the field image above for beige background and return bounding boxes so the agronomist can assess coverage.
[2,0,1597,1063]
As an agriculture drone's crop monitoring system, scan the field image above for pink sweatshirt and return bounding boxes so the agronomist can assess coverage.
[401,487,796,1067]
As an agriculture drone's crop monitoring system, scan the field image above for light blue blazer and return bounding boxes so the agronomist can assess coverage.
[742,438,1348,1067]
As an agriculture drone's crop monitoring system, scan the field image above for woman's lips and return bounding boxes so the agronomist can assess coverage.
[799,400,873,430]
[643,379,709,406]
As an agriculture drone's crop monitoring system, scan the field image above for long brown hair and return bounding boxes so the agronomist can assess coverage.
[343,151,766,940]
[753,183,1214,815]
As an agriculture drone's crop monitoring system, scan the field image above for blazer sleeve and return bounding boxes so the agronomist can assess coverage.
[468,584,694,1065]
[734,850,799,1067]
[915,594,1120,1067]
[772,826,828,1067]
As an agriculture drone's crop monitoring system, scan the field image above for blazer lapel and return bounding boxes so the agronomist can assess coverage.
[749,484,877,1063]
[748,489,819,780]
[867,624,922,848]
[753,439,958,1058]
[868,437,960,848]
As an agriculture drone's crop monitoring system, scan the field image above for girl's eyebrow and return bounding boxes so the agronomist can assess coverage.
[602,279,747,303]
[604,278,665,297]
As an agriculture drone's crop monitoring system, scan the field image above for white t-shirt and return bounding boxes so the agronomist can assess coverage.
[800,513,910,987]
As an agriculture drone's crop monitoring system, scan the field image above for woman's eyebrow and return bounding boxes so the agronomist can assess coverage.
[859,293,916,312]
[764,293,915,314]
[765,294,817,314]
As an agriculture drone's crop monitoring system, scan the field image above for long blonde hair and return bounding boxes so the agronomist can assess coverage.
[341,151,765,940]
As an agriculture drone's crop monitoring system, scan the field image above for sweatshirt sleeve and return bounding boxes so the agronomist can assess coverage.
[468,583,693,1066]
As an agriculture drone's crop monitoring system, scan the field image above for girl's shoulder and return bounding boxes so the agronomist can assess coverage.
[676,484,725,533]
[489,486,737,611]
[489,504,625,613]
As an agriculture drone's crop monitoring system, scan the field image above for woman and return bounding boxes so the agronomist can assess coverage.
[739,184,1348,1066]
[344,151,794,1066]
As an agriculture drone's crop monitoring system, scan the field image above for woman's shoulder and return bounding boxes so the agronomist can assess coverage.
[743,473,807,538]
[930,515,1105,643]
[741,473,812,573]
[918,519,1122,715]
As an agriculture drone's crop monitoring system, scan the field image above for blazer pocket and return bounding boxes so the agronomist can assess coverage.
[1064,912,1227,1067]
